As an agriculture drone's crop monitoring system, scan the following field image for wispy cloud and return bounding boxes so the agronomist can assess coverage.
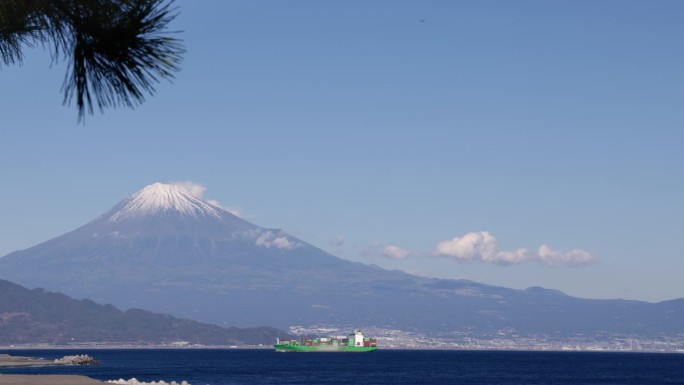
[172,181,247,219]
[359,241,383,257]
[256,230,300,250]
[333,236,346,248]
[382,245,412,260]
[536,244,595,266]
[434,231,595,266]
[359,241,413,260]
[208,199,245,218]
[173,181,206,198]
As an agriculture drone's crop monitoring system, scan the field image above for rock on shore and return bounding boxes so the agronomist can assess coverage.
[107,379,191,385]
[54,354,99,365]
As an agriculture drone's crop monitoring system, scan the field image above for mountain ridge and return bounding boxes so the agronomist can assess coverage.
[0,182,682,339]
[0,278,289,345]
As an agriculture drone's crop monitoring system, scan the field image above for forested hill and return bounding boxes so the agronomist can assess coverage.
[0,279,289,345]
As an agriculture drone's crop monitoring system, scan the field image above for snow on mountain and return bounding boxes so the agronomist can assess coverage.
[107,182,224,222]
[1,182,682,338]
[78,182,261,239]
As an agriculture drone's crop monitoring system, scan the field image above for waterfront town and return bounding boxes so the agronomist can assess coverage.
[289,325,684,353]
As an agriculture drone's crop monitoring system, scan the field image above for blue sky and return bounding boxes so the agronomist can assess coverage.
[1,0,683,302]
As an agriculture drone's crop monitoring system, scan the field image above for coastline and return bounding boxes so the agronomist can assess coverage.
[0,354,105,385]
[0,353,52,367]
[0,375,104,385]
[2,344,684,354]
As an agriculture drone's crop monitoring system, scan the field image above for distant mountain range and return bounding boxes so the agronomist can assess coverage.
[0,182,682,339]
[0,279,288,345]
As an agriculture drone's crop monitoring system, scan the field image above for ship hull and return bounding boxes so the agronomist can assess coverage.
[274,344,377,352]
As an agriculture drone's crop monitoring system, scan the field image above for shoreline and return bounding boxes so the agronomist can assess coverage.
[0,354,105,385]
[0,353,57,368]
[0,345,269,351]
[0,375,104,385]
[1,344,683,354]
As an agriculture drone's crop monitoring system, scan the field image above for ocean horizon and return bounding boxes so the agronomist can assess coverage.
[1,348,683,385]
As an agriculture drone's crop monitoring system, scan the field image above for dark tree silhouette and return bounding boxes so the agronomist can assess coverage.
[0,0,184,121]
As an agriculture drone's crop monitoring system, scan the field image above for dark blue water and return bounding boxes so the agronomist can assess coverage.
[1,349,683,385]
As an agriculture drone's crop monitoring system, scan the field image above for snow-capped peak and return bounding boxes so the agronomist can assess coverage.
[108,182,224,222]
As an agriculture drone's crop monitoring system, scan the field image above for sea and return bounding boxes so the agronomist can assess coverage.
[1,349,684,385]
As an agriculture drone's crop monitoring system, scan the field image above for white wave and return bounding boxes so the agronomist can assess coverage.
[107,378,191,385]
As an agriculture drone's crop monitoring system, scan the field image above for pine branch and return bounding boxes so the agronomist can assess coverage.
[0,0,184,122]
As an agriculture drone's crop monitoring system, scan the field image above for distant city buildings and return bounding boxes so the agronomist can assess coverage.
[290,325,684,353]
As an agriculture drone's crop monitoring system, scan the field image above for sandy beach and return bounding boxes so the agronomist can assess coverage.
[0,353,51,367]
[0,354,104,384]
[0,375,104,385]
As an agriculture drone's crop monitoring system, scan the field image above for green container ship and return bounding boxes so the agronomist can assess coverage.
[275,329,377,352]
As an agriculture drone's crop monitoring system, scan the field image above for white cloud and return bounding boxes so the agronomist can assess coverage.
[173,181,206,198]
[494,248,531,264]
[171,181,247,219]
[358,241,413,259]
[434,231,498,262]
[536,244,595,266]
[434,231,595,267]
[255,231,300,250]
[207,199,245,218]
[382,245,411,260]
[359,241,383,257]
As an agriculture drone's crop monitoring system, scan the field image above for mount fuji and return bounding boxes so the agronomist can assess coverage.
[0,182,424,328]
[0,182,682,339]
